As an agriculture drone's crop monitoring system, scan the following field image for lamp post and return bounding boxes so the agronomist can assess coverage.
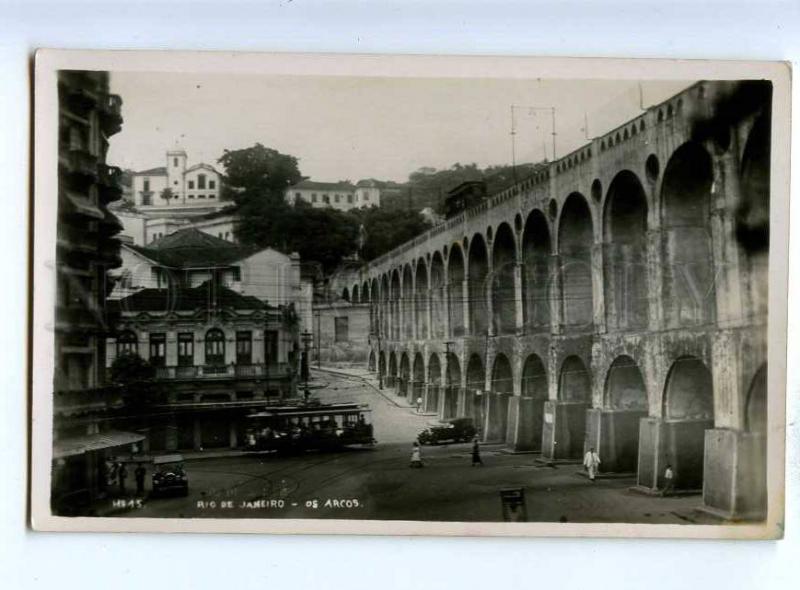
[444,340,454,418]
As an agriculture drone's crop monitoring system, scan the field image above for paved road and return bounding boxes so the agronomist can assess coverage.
[122,372,720,524]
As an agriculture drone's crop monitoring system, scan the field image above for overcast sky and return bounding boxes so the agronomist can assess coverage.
[108,73,690,183]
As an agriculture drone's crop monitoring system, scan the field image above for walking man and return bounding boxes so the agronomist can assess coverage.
[134,463,146,496]
[583,447,601,482]
[662,464,675,497]
[416,396,423,414]
[410,441,424,468]
[471,435,483,466]
[118,462,128,494]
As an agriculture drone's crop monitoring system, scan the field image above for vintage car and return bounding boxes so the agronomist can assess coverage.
[417,417,477,445]
[151,454,189,497]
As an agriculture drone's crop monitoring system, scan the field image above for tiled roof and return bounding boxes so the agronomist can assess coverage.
[126,228,258,268]
[133,166,167,176]
[110,281,268,313]
[291,179,354,192]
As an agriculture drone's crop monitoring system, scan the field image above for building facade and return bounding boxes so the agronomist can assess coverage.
[106,282,300,453]
[355,81,770,520]
[52,70,141,514]
[285,179,383,211]
[130,149,225,215]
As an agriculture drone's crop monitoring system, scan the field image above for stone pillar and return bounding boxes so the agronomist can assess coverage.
[165,331,178,366]
[710,152,745,329]
[702,428,767,520]
[440,286,450,339]
[513,262,524,334]
[485,258,495,337]
[549,254,563,335]
[645,229,665,331]
[461,277,471,337]
[591,242,606,334]
[165,416,178,451]
[426,288,433,341]
[541,400,590,461]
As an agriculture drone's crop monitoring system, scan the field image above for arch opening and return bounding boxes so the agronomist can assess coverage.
[661,142,715,327]
[398,353,410,398]
[522,210,552,332]
[466,354,486,437]
[447,246,466,337]
[414,259,428,340]
[558,193,594,330]
[492,223,518,335]
[427,354,442,415]
[430,252,446,339]
[520,354,548,451]
[468,234,489,336]
[402,265,414,340]
[443,353,461,421]
[412,352,425,406]
[603,171,649,331]
[488,354,513,442]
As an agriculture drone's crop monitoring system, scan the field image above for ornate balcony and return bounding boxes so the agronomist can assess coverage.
[97,164,124,203]
[99,93,123,135]
[152,363,292,381]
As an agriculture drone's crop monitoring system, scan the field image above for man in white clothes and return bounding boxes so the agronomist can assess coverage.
[583,447,601,482]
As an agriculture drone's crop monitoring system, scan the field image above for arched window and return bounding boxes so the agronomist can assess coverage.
[117,331,138,357]
[205,329,226,366]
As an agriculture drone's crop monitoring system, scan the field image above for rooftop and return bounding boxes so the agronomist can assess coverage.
[110,281,269,313]
[126,228,259,268]
[291,179,355,192]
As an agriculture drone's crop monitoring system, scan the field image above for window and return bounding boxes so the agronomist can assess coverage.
[205,329,226,366]
[311,194,317,203]
[198,174,206,189]
[143,179,150,192]
[173,180,178,185]
[188,194,194,199]
[208,193,215,199]
[347,194,353,204]
[323,195,330,204]
[188,180,195,189]
[364,193,369,201]
[209,180,216,189]
[295,192,301,199]
[265,331,278,364]
[149,333,166,367]
[236,331,252,365]
[335,317,349,342]
[173,157,179,167]
[117,331,138,357]
[177,333,194,367]
[335,194,341,203]
[197,194,205,199]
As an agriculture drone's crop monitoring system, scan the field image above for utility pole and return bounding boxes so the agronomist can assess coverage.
[315,310,321,369]
[445,340,454,416]
[300,330,312,400]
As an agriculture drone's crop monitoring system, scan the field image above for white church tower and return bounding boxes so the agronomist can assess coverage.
[166,147,187,201]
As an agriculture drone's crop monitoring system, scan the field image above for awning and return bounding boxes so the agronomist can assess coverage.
[53,430,146,460]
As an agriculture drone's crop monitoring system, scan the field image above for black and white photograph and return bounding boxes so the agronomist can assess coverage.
[31,51,789,538]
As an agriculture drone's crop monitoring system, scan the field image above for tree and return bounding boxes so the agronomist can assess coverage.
[351,207,431,261]
[160,187,176,203]
[217,144,359,273]
[109,354,155,385]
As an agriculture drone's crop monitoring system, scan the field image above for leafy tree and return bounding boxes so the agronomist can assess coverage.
[109,354,155,385]
[351,207,431,261]
[218,144,359,273]
[160,187,176,203]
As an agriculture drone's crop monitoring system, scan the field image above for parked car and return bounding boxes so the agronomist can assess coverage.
[417,417,477,445]
[151,454,188,497]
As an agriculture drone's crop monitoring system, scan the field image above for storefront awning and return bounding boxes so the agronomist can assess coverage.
[53,431,146,460]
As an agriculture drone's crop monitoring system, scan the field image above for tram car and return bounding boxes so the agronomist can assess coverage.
[244,402,375,453]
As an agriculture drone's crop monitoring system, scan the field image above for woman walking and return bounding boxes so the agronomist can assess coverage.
[471,436,483,466]
[410,441,424,468]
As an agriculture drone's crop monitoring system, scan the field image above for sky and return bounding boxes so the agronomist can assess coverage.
[108,73,691,183]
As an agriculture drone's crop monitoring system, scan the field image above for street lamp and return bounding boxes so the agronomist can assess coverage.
[300,330,312,401]
[444,340,455,418]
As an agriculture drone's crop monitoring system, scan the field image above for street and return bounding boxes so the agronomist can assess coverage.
[107,370,720,524]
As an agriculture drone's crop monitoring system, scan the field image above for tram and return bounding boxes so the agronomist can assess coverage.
[244,402,375,453]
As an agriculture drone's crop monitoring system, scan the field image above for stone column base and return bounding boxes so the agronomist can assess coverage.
[541,400,590,461]
[585,408,647,473]
[702,428,767,521]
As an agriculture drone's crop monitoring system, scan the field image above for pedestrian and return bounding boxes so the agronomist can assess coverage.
[416,396,422,413]
[118,463,128,494]
[410,441,424,468]
[662,464,675,497]
[134,462,146,495]
[583,447,601,482]
[471,435,483,466]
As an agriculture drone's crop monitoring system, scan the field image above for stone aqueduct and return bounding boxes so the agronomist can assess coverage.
[340,81,770,520]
